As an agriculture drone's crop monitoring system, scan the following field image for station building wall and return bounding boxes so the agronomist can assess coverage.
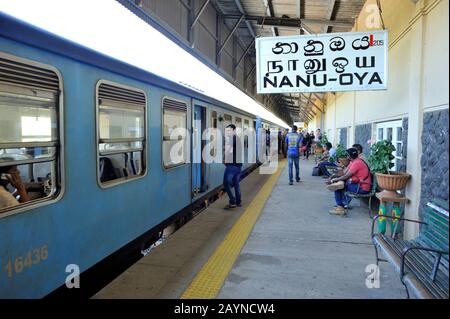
[318,0,449,239]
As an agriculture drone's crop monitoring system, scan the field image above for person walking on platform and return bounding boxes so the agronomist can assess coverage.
[223,124,243,209]
[285,125,303,185]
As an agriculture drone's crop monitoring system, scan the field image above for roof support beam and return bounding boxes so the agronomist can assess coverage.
[222,15,354,28]
[190,0,210,30]
[283,97,315,119]
[233,0,256,38]
[301,93,324,113]
[244,63,256,82]
[313,93,327,105]
[295,107,312,122]
[234,38,255,70]
[295,94,316,118]
[217,15,244,56]
[324,0,338,33]
[264,0,279,37]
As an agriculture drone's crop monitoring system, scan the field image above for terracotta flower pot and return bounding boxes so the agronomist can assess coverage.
[375,171,411,198]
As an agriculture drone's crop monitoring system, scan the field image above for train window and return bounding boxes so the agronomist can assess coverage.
[222,114,232,162]
[162,98,187,169]
[223,114,232,126]
[96,81,146,187]
[243,119,249,150]
[0,54,62,215]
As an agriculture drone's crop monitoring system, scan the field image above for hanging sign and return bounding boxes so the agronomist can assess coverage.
[256,30,388,94]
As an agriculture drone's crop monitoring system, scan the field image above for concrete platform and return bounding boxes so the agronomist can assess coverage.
[93,164,272,299]
[218,158,406,299]
[94,157,406,299]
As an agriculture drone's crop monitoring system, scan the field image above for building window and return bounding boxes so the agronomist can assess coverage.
[97,81,146,186]
[376,120,403,171]
[0,54,62,214]
[162,98,187,168]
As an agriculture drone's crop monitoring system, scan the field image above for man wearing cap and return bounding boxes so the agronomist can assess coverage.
[327,147,371,215]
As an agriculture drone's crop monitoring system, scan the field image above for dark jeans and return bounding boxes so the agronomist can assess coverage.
[334,182,369,206]
[288,155,300,183]
[223,165,242,205]
[319,161,337,176]
[302,147,310,159]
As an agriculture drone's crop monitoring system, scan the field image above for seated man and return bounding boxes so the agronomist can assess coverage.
[327,148,372,216]
[318,142,337,176]
[0,165,31,209]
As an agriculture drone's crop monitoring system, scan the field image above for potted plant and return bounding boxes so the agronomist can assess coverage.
[367,140,410,198]
[333,144,348,166]
[315,132,327,154]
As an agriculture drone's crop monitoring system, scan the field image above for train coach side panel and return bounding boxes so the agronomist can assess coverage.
[0,38,191,297]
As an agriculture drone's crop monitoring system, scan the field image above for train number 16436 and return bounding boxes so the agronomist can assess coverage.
[3,245,48,278]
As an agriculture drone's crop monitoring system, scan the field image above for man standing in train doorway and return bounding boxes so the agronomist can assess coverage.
[223,124,243,209]
[286,125,303,185]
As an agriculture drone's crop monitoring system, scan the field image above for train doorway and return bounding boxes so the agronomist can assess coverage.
[192,104,206,197]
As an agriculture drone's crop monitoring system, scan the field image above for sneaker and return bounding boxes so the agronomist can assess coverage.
[224,204,237,209]
[289,181,293,185]
[329,206,346,215]
[237,202,242,207]
[296,178,301,183]
[334,204,349,209]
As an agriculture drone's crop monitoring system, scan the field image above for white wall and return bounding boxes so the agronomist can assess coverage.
[423,0,449,111]
[311,0,449,239]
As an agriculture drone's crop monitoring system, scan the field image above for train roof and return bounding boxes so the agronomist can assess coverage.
[0,1,289,128]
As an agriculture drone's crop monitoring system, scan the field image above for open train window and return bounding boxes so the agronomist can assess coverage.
[243,119,249,150]
[222,114,233,163]
[96,81,147,187]
[209,110,218,158]
[0,53,63,216]
[162,97,187,169]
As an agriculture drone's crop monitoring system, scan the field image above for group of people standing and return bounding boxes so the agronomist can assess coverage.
[278,128,321,160]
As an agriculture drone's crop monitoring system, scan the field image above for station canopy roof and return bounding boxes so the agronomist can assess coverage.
[211,0,366,123]
[1,0,291,127]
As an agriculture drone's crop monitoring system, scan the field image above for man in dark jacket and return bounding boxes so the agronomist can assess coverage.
[223,124,243,209]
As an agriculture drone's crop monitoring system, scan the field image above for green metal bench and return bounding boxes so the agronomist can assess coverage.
[371,200,449,299]
[345,173,377,217]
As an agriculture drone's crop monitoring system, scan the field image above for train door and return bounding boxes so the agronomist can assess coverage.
[192,104,206,197]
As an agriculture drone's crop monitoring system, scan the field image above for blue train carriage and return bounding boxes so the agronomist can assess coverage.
[0,13,269,297]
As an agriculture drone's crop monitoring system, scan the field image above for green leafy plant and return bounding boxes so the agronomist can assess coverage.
[316,132,328,148]
[320,132,328,144]
[329,143,346,163]
[335,143,347,158]
[367,140,396,174]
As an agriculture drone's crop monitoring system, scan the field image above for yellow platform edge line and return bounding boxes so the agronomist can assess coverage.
[181,160,287,299]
